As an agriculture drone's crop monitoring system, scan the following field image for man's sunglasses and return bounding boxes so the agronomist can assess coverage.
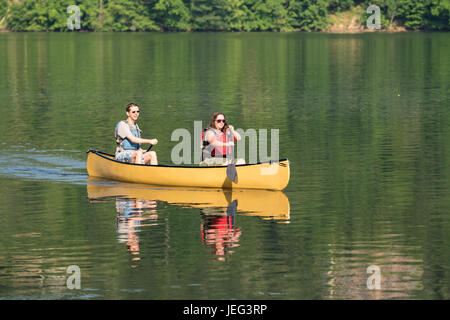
[216,119,226,123]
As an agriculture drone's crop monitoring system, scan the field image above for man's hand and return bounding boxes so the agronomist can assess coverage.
[150,139,158,145]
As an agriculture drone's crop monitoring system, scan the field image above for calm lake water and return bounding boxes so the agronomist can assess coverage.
[0,32,449,300]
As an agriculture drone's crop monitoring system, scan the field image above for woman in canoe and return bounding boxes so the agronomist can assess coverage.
[115,103,158,165]
[200,112,245,166]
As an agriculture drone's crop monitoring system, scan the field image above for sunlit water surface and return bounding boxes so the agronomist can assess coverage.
[0,32,448,299]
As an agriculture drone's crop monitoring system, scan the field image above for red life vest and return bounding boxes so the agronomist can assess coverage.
[200,216,235,244]
[201,128,231,157]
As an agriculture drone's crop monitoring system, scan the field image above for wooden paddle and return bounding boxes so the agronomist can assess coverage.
[226,130,238,184]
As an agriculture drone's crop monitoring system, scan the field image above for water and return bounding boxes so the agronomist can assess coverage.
[0,32,449,300]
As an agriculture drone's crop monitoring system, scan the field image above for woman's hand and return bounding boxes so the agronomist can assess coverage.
[228,125,241,141]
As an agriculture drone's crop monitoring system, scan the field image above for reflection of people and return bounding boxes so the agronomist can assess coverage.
[200,207,242,261]
[115,103,158,165]
[116,198,158,265]
[200,112,245,166]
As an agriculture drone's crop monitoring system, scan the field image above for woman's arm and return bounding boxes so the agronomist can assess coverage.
[206,131,233,147]
[227,125,241,141]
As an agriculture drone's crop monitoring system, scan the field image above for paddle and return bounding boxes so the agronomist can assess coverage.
[226,199,238,216]
[146,144,153,152]
[226,130,238,184]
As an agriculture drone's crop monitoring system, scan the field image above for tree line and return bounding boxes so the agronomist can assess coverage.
[0,0,448,32]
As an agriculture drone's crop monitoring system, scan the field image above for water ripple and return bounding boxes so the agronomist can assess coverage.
[0,145,87,184]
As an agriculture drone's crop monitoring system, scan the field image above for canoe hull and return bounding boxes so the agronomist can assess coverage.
[87,150,290,190]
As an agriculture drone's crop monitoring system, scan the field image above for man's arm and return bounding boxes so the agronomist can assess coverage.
[126,135,158,145]
[117,122,158,146]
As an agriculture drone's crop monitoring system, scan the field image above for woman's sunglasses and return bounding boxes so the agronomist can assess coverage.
[131,110,140,114]
[216,119,226,123]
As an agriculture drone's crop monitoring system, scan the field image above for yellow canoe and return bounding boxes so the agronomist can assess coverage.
[87,179,290,222]
[86,150,290,190]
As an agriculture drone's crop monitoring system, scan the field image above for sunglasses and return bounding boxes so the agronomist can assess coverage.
[131,110,140,114]
[216,119,226,123]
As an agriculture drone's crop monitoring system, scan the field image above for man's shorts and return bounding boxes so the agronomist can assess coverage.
[116,150,146,164]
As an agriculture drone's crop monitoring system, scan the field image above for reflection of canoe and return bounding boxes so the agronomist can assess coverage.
[87,178,290,222]
[87,150,289,191]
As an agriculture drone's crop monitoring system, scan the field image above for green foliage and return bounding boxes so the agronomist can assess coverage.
[0,0,8,20]
[361,0,449,30]
[77,0,102,31]
[290,0,330,31]
[152,0,191,31]
[102,0,159,31]
[6,0,72,31]
[225,0,248,30]
[424,0,450,30]
[244,0,293,31]
[329,0,354,12]
[190,0,225,30]
[397,0,426,29]
[2,0,449,31]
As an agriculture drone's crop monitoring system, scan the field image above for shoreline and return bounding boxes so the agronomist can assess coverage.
[0,29,426,34]
[0,3,447,34]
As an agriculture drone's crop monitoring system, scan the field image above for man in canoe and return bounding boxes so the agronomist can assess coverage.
[115,103,158,165]
[200,112,245,166]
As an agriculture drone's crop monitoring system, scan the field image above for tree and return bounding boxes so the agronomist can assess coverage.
[1,0,449,31]
[290,0,330,31]
[77,0,103,31]
[190,0,228,31]
[244,0,293,31]
[222,0,248,31]
[151,0,191,31]
[424,0,450,30]
[102,0,159,31]
[0,0,8,22]
[6,0,74,31]
[397,0,426,29]
[329,0,354,12]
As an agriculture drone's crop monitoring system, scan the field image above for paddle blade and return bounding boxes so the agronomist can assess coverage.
[226,199,238,216]
[226,163,238,184]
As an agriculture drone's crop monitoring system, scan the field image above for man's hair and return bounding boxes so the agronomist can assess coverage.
[126,103,139,112]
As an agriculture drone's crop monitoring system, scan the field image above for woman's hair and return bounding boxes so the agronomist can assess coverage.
[208,112,229,132]
[126,103,139,112]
